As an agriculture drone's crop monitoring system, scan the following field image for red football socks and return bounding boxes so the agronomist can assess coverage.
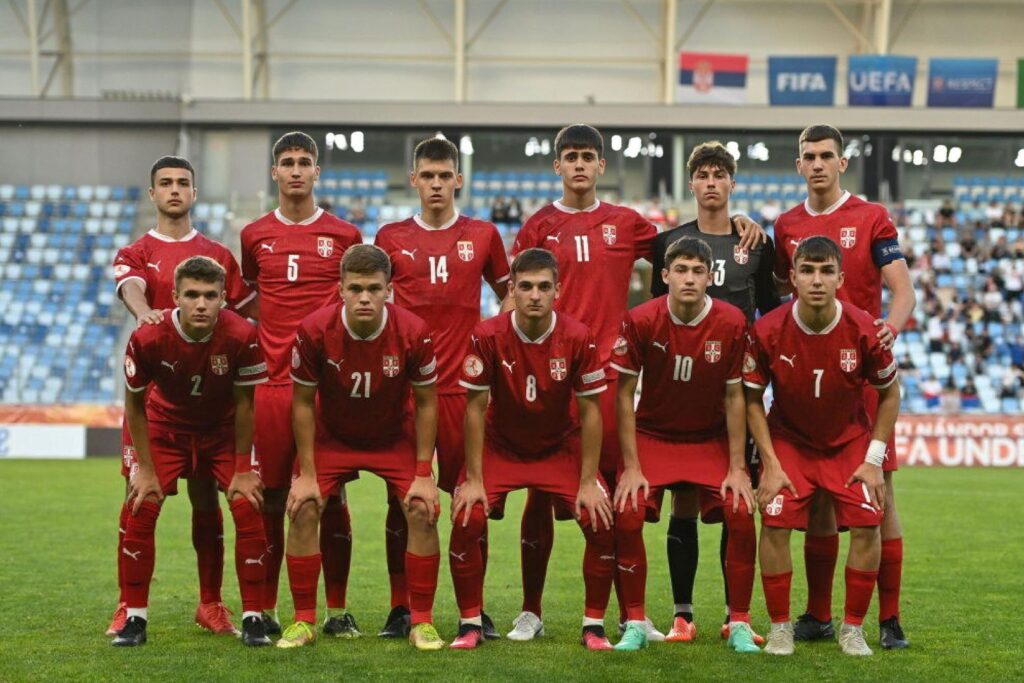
[122,500,161,608]
[116,501,130,601]
[762,571,793,624]
[405,552,440,625]
[877,537,903,622]
[804,533,839,622]
[844,566,879,626]
[449,505,487,618]
[613,507,647,622]
[320,497,352,610]
[229,498,268,613]
[385,496,408,609]
[580,515,616,621]
[261,509,285,611]
[287,553,321,624]
[192,508,224,605]
[724,506,756,623]
[520,489,555,617]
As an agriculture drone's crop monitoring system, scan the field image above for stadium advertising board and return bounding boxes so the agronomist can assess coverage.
[676,52,748,104]
[768,56,837,106]
[847,55,916,106]
[927,58,998,107]
[894,415,1024,468]
[0,424,86,459]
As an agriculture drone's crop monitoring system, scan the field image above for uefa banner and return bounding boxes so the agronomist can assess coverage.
[676,52,748,104]
[847,55,916,106]
[768,56,837,106]
[894,415,1024,468]
[927,58,998,107]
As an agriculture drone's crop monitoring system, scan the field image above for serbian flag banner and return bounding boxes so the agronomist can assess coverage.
[677,52,749,104]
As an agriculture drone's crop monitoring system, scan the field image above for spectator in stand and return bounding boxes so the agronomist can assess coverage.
[985,200,1004,226]
[960,379,981,410]
[936,199,956,228]
[490,196,510,223]
[758,197,781,226]
[940,379,961,414]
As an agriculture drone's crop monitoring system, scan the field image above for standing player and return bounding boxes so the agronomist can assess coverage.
[744,236,901,656]
[449,248,616,650]
[649,141,779,642]
[240,132,363,636]
[374,137,509,639]
[772,125,915,649]
[113,256,270,647]
[612,236,758,653]
[108,155,257,636]
[279,245,444,651]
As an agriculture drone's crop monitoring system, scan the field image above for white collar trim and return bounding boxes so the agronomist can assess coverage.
[148,228,198,243]
[804,190,851,216]
[341,304,388,341]
[171,308,213,344]
[413,210,460,231]
[553,199,600,214]
[792,299,843,335]
[274,207,324,225]
[511,310,557,344]
[667,295,713,327]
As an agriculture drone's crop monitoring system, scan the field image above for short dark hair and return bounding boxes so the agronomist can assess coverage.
[511,248,559,281]
[664,236,713,270]
[150,156,195,187]
[341,244,392,281]
[793,235,842,267]
[413,137,459,172]
[273,131,318,163]
[798,124,844,155]
[554,124,604,159]
[174,256,225,289]
[687,141,736,178]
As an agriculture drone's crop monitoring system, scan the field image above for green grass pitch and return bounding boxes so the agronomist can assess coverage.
[0,461,1021,681]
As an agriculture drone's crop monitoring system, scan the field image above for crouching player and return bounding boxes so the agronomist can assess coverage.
[449,248,616,650]
[279,244,444,651]
[115,256,270,647]
[611,236,758,653]
[743,236,900,656]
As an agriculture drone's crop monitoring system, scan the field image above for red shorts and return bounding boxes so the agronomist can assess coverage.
[435,392,466,495]
[308,434,428,513]
[132,425,236,495]
[461,436,610,521]
[863,387,898,472]
[254,383,297,489]
[760,432,883,531]
[598,376,622,474]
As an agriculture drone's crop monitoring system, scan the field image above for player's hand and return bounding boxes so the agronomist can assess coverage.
[720,466,755,514]
[228,471,264,511]
[127,465,163,514]
[874,318,898,350]
[847,462,885,512]
[286,474,323,521]
[613,466,649,513]
[733,215,768,250]
[575,479,613,532]
[451,478,489,527]
[404,475,440,526]
[136,309,164,327]
[757,465,797,510]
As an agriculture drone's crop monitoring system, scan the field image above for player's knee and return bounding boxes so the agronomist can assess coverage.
[760,524,789,547]
[671,487,700,518]
[457,505,488,539]
[404,498,434,530]
[292,499,321,529]
[614,506,645,535]
[724,504,755,535]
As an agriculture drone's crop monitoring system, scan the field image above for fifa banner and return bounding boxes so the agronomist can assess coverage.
[894,415,1024,468]
[927,58,997,107]
[677,52,748,104]
[768,56,837,106]
[847,55,916,106]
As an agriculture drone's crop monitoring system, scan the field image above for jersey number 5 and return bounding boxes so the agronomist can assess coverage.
[287,254,300,282]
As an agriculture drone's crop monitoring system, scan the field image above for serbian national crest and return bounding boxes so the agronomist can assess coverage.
[382,355,400,378]
[601,224,617,246]
[210,355,229,376]
[733,246,749,265]
[839,227,857,249]
[742,352,757,374]
[840,348,858,372]
[705,340,722,363]
[317,236,334,257]
[764,494,784,516]
[124,356,136,378]
[549,357,567,381]
[457,240,475,262]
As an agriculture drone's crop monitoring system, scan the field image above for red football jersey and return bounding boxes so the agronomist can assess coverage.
[290,302,437,449]
[124,308,267,432]
[459,311,607,458]
[743,300,898,450]
[113,229,254,311]
[773,192,903,318]
[240,208,362,383]
[374,213,510,394]
[512,201,656,373]
[611,295,747,442]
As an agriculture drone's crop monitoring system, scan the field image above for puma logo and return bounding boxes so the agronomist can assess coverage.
[779,354,796,367]
[449,551,468,562]
[616,563,638,574]
[326,358,345,371]
[652,341,668,353]
[599,554,616,561]
[789,239,800,248]
[667,534,682,545]
[331,533,352,541]
[249,343,259,349]
[521,539,539,549]
[502,360,516,373]
[244,554,265,566]
[146,261,161,272]
[385,527,404,538]
[400,248,418,260]
[122,548,142,561]
[544,234,561,244]
[260,241,276,253]
[160,360,179,372]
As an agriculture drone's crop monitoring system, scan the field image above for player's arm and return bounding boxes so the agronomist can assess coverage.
[120,281,163,327]
[613,372,648,513]
[721,381,754,512]
[878,259,916,350]
[743,384,796,509]
[847,377,901,510]
[452,388,490,526]
[754,239,783,315]
[227,384,263,510]
[124,387,163,512]
[236,295,260,321]
[732,215,768,250]
[404,381,440,525]
[287,382,323,520]
[575,393,612,531]
[649,233,667,298]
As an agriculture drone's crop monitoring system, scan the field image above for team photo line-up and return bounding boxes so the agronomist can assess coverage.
[109,121,914,657]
